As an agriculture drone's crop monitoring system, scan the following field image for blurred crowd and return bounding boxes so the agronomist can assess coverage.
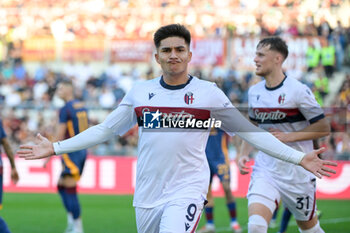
[0,0,349,41]
[0,0,349,159]
[1,61,349,159]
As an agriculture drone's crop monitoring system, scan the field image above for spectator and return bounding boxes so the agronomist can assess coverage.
[306,40,321,73]
[13,60,26,81]
[1,61,13,80]
[320,39,336,78]
[34,61,48,82]
[313,68,329,100]
[98,86,116,109]
[331,21,347,71]
[317,18,333,40]
[336,132,350,160]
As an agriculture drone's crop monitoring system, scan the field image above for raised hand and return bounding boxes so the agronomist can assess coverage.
[17,134,55,160]
[299,147,337,178]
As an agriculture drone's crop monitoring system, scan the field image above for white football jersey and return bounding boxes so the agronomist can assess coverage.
[118,76,232,208]
[248,76,325,183]
[54,75,308,207]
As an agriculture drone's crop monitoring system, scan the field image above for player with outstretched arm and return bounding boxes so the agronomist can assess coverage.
[18,24,337,233]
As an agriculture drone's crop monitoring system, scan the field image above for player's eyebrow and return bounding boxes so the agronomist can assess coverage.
[160,45,186,50]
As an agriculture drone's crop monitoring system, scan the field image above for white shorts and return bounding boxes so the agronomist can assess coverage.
[135,197,205,233]
[247,175,317,221]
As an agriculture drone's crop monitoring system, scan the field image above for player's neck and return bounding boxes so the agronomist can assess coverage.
[264,71,285,88]
[64,96,74,103]
[162,73,190,86]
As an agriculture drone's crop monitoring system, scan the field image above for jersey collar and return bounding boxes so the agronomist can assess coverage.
[265,75,287,91]
[160,75,193,90]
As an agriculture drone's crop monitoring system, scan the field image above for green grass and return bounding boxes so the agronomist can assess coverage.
[2,193,136,233]
[1,193,349,233]
[197,198,350,233]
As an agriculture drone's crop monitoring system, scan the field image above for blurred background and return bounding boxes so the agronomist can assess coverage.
[0,1,350,232]
[0,0,349,158]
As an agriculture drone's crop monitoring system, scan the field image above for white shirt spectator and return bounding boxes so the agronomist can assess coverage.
[5,90,21,107]
[98,87,116,108]
[33,80,49,101]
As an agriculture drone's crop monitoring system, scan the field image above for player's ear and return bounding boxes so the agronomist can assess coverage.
[155,52,160,64]
[188,51,192,62]
[275,53,283,64]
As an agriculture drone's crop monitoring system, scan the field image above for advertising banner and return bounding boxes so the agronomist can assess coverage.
[190,39,225,66]
[110,40,154,62]
[63,37,105,61]
[3,156,349,199]
[22,37,56,61]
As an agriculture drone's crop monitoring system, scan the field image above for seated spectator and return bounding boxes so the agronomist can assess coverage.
[336,133,350,160]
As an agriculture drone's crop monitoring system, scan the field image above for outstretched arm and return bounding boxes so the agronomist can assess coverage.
[299,147,336,178]
[18,123,115,159]
[213,107,337,178]
[18,105,135,160]
[43,123,67,167]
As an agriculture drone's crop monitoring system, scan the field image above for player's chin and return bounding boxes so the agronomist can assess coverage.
[255,70,265,77]
[167,69,185,76]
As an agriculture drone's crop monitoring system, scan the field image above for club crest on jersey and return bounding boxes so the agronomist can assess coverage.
[278,93,286,104]
[184,92,194,105]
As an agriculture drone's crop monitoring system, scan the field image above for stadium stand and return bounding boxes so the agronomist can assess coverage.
[0,0,349,158]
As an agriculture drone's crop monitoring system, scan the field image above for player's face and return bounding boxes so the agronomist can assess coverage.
[254,45,278,77]
[155,36,192,77]
[56,84,69,100]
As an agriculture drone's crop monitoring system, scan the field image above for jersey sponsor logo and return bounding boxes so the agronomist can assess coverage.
[278,93,286,104]
[254,109,287,122]
[251,108,306,124]
[148,93,155,100]
[135,106,221,129]
[184,92,194,105]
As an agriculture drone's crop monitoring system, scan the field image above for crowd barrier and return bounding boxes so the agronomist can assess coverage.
[3,155,349,199]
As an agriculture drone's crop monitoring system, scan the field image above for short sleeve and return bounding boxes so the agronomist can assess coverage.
[247,87,256,121]
[298,84,325,123]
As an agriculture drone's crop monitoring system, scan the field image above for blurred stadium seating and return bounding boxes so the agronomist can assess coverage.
[0,0,349,159]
